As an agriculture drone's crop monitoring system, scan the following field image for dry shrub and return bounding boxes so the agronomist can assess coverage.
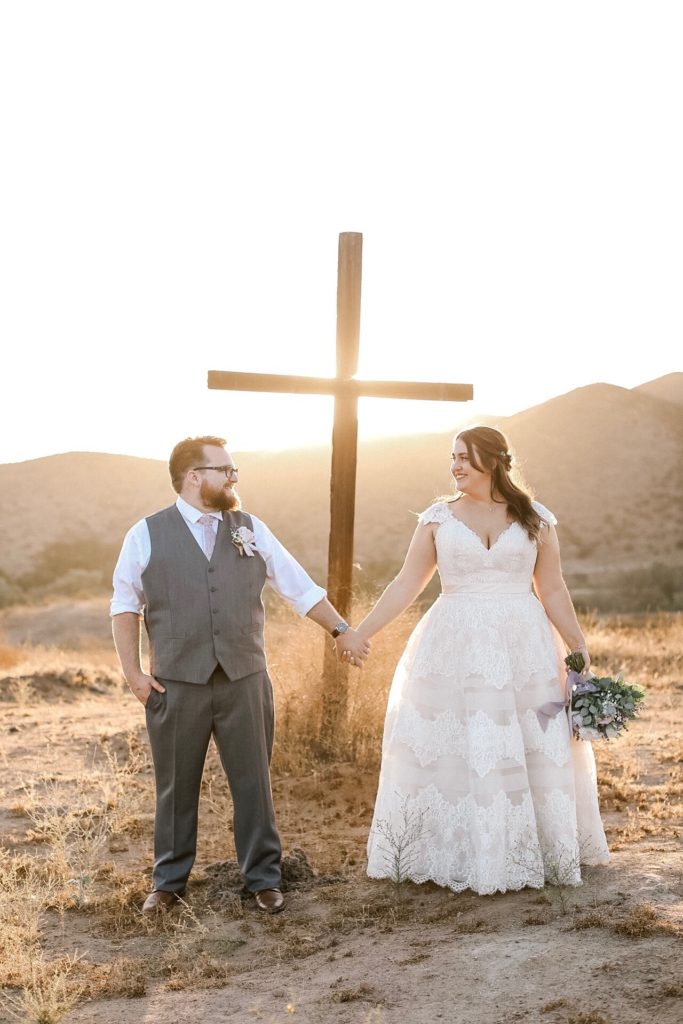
[77,957,147,1000]
[331,983,378,1004]
[88,874,157,937]
[571,908,611,932]
[95,738,154,838]
[610,903,681,938]
[0,953,84,1024]
[4,674,34,705]
[15,735,153,912]
[26,789,115,908]
[269,930,328,963]
[0,852,63,987]
[524,911,552,926]
[0,851,85,1017]
[572,902,682,939]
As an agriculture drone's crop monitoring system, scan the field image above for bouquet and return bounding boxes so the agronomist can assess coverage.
[565,652,645,741]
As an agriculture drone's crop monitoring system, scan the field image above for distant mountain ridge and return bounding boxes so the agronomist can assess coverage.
[635,371,683,406]
[1,374,681,610]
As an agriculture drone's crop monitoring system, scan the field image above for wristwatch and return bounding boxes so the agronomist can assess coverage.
[331,621,349,638]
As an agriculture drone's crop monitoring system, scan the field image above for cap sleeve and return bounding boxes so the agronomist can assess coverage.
[531,500,557,526]
[417,501,451,526]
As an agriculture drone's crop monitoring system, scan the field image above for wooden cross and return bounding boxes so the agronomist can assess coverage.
[208,232,473,741]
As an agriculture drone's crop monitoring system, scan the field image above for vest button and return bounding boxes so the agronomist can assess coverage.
[213,629,220,636]
[212,607,218,614]
[208,567,215,573]
[210,586,217,592]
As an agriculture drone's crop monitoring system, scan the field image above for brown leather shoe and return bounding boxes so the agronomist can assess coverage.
[142,890,184,915]
[254,888,285,914]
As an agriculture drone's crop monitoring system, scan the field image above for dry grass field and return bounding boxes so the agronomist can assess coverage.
[0,600,681,1024]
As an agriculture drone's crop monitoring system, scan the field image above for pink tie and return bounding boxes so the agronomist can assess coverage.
[198,515,216,560]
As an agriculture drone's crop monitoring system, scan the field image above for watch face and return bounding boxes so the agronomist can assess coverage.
[333,622,349,636]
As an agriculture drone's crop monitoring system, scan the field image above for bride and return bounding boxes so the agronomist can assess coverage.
[353,426,609,894]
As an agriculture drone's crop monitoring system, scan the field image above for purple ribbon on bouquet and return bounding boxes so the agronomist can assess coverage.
[568,671,597,696]
[535,700,567,732]
[535,672,597,733]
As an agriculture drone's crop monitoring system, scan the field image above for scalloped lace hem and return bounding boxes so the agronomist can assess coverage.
[366,783,608,895]
[366,867,556,896]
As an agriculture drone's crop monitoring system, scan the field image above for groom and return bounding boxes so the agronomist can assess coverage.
[111,435,369,915]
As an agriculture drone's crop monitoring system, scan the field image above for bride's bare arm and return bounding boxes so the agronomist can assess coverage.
[355,523,437,640]
[533,523,590,670]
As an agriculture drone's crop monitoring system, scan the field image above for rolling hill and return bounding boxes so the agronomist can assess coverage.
[1,374,681,610]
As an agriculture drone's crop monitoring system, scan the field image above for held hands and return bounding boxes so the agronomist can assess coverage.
[127,670,166,706]
[335,628,371,669]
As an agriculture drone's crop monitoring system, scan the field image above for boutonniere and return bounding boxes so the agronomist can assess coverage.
[230,526,257,557]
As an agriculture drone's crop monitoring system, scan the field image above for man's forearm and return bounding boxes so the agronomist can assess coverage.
[111,612,144,683]
[305,597,343,634]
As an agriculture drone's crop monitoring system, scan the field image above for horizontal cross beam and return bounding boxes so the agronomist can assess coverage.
[208,370,473,403]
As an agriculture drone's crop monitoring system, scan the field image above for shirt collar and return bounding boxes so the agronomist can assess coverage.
[176,496,224,525]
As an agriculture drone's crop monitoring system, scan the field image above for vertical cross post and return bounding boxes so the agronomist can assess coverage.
[207,230,473,750]
[320,232,362,743]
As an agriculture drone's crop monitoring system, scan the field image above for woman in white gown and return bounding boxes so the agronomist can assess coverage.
[354,426,609,895]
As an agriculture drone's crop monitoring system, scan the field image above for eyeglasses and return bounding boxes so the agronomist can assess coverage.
[193,465,239,478]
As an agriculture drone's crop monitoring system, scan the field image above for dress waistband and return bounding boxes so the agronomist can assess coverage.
[440,584,532,597]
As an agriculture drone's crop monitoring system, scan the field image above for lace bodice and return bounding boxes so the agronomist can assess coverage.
[418,500,556,595]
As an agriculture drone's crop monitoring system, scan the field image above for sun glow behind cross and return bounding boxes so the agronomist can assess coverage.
[0,3,680,465]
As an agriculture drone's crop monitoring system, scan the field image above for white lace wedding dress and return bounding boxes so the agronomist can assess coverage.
[366,500,609,894]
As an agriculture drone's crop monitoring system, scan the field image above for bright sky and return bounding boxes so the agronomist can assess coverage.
[1,1,680,464]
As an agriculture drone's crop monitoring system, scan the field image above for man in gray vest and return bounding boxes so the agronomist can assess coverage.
[111,435,369,915]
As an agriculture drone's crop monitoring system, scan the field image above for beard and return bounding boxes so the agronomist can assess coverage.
[199,478,241,512]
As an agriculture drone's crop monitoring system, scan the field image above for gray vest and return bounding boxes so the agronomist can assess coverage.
[142,506,267,684]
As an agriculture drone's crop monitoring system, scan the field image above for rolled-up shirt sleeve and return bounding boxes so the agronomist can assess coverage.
[251,516,326,616]
[110,520,150,616]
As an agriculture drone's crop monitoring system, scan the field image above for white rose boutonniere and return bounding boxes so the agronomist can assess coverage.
[230,526,257,557]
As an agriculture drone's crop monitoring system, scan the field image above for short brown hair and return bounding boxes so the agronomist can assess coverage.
[169,436,227,494]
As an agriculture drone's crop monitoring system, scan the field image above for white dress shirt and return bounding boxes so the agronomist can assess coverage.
[111,496,326,618]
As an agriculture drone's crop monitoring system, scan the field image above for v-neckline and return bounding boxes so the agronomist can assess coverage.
[448,514,517,552]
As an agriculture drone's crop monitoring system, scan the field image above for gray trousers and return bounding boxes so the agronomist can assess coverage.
[145,667,281,893]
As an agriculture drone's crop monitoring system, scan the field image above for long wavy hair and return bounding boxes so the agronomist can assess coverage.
[450,426,543,542]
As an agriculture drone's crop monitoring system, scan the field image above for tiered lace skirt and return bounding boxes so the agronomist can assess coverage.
[367,592,609,894]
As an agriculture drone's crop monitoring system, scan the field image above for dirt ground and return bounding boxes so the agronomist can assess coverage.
[0,609,681,1024]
